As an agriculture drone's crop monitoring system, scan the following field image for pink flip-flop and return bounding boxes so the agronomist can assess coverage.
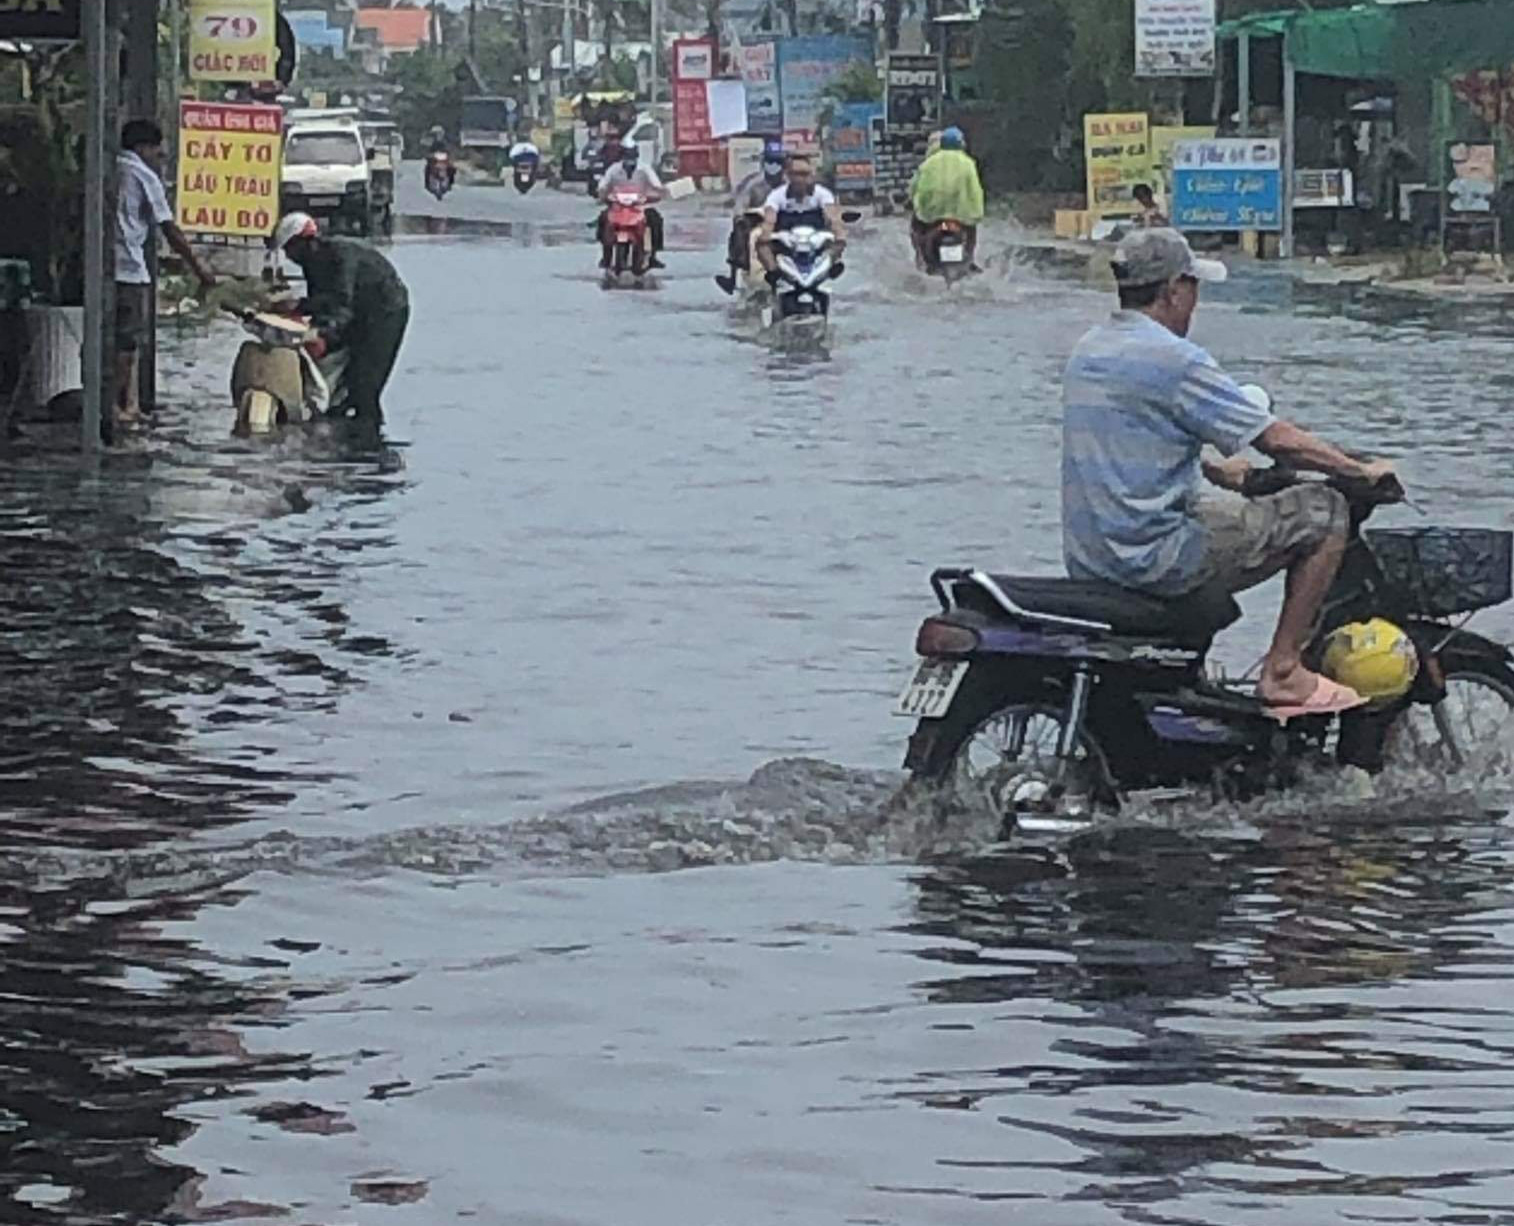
[1263,675,1368,723]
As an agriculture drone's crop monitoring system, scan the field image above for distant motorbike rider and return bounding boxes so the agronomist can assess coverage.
[425,125,457,189]
[755,154,846,286]
[596,143,666,270]
[509,139,541,169]
[269,212,410,425]
[909,126,984,273]
[716,140,786,294]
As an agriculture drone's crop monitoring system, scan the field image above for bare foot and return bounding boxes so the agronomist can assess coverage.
[1258,666,1328,707]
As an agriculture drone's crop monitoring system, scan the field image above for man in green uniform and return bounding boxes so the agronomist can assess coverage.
[270,213,410,424]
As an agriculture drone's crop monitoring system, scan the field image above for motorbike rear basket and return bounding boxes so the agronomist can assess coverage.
[1364,527,1513,617]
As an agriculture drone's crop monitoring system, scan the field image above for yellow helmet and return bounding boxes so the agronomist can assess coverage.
[1321,618,1419,704]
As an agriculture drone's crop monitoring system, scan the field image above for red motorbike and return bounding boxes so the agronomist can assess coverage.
[602,187,650,285]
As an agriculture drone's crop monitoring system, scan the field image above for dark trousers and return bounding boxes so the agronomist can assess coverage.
[345,304,409,422]
[727,215,756,270]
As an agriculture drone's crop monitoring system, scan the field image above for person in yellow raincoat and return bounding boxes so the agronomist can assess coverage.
[909,126,986,273]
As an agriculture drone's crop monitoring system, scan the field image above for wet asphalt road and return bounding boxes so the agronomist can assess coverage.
[3,181,1514,1223]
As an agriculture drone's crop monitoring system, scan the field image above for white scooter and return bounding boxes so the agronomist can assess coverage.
[762,226,841,350]
[228,311,347,434]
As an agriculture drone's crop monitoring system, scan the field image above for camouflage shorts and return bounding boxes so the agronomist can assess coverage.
[1189,484,1349,595]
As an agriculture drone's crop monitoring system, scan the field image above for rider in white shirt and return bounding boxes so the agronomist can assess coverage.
[755,154,846,285]
[596,144,666,268]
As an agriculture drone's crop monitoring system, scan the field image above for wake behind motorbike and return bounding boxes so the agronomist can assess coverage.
[228,310,344,434]
[602,187,651,288]
[893,425,1514,830]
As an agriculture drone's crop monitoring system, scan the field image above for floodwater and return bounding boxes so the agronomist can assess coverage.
[6,186,1514,1224]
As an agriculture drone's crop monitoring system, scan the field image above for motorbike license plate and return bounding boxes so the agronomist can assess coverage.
[893,659,969,719]
[309,196,340,208]
[939,245,966,264]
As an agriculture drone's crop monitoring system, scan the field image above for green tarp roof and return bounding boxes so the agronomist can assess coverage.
[1218,0,1514,79]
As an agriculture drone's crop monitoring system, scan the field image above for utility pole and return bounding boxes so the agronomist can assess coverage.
[126,0,160,416]
[649,0,660,115]
[470,0,478,61]
[82,0,120,452]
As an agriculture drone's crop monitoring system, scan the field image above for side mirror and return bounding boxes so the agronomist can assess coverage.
[366,147,377,160]
[841,209,862,223]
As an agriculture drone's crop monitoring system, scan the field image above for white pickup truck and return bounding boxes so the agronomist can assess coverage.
[280,110,375,236]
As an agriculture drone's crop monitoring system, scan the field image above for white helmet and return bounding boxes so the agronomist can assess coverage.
[272,211,319,249]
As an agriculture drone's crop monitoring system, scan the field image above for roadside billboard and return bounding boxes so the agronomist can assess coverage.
[672,37,721,177]
[737,38,782,137]
[885,53,939,134]
[1083,112,1150,217]
[776,35,871,142]
[1150,123,1213,203]
[176,102,283,238]
[188,0,278,82]
[827,101,880,197]
[1171,137,1281,230]
[1134,0,1216,77]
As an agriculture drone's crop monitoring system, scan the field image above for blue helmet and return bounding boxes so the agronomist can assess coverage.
[941,125,965,150]
[761,141,785,178]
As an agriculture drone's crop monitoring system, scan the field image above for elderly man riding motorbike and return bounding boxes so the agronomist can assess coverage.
[1063,228,1396,718]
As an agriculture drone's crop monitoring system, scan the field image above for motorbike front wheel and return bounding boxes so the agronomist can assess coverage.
[1384,663,1514,781]
[915,698,1117,831]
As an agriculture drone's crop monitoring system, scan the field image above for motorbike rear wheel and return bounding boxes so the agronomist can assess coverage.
[918,698,1117,831]
[1385,663,1514,781]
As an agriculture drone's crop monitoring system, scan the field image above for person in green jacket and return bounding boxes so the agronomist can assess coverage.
[270,212,410,425]
[908,127,986,273]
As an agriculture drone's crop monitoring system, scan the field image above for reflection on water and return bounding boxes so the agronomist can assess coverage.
[2,221,1514,1222]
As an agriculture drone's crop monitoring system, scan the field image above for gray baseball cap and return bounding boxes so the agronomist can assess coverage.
[1112,227,1228,287]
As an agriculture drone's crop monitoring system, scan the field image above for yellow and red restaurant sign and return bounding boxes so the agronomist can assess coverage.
[188,0,277,83]
[176,102,283,238]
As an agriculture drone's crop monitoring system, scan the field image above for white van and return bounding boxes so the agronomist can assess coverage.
[280,114,374,236]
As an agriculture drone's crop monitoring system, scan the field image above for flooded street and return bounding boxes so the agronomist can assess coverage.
[6,185,1514,1223]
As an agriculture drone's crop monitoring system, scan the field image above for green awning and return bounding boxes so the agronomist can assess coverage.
[1218,0,1514,79]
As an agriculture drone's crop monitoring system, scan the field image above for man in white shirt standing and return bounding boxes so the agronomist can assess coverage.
[116,120,216,427]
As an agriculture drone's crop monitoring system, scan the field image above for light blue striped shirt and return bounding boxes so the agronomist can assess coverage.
[1062,311,1274,595]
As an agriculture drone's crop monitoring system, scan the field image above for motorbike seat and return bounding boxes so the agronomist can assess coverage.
[958,571,1240,645]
